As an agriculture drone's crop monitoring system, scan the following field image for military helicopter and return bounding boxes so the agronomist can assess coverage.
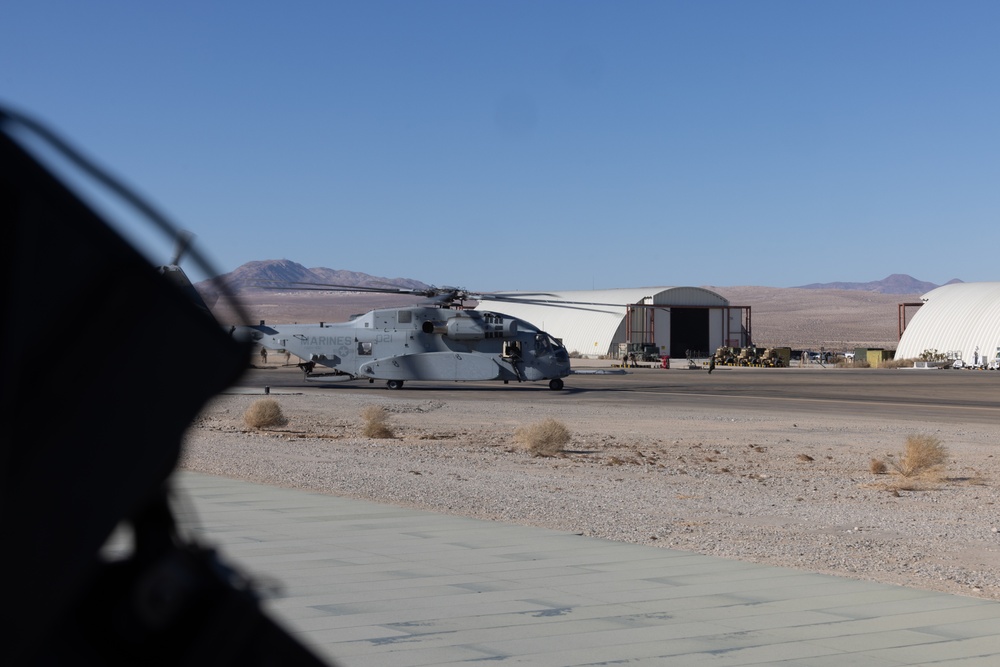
[231,283,573,390]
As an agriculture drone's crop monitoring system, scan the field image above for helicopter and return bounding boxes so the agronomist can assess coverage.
[231,283,573,390]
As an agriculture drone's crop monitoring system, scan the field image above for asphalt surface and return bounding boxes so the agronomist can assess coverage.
[177,473,1000,666]
[232,365,1000,426]
[201,364,1000,664]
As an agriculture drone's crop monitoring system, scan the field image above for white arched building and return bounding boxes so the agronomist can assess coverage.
[477,287,748,359]
[895,282,1000,366]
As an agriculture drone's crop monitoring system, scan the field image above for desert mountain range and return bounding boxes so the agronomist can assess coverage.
[201,260,951,297]
[794,273,962,294]
[200,259,430,294]
[200,260,952,350]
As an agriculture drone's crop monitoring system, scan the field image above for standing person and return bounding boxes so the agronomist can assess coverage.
[259,347,267,364]
[708,356,716,374]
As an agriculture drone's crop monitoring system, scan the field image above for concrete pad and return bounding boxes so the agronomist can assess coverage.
[173,472,1000,666]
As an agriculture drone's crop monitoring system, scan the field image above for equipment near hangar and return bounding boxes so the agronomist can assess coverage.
[476,287,750,360]
[895,282,1000,368]
[713,346,790,367]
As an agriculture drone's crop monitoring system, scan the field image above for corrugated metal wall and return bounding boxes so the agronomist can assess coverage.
[895,282,1000,363]
[477,287,731,358]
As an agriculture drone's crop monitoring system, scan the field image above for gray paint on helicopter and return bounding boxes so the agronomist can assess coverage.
[232,288,573,390]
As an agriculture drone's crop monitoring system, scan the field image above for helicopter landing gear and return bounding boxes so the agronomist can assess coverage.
[386,380,404,390]
[548,378,564,391]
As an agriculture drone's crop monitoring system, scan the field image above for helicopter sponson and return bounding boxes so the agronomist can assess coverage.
[233,305,571,390]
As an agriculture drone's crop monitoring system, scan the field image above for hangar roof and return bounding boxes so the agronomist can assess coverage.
[477,287,729,357]
[895,282,1000,362]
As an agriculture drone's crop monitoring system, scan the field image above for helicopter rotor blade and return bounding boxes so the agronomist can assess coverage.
[475,293,628,314]
[254,281,470,302]
[469,292,556,301]
[253,281,641,314]
[170,230,195,266]
[256,285,406,293]
[256,280,429,295]
[491,300,621,315]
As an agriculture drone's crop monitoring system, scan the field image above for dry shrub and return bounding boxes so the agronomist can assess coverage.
[514,418,570,457]
[878,357,918,369]
[891,434,948,478]
[244,399,287,429]
[361,405,394,439]
[869,458,888,475]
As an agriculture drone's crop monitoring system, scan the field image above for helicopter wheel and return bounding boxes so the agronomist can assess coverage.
[387,380,404,390]
[548,378,564,391]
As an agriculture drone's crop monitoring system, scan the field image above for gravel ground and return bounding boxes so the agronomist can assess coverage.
[180,390,1000,600]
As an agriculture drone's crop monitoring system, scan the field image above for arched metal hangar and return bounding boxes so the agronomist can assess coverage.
[477,287,749,359]
[895,282,1000,364]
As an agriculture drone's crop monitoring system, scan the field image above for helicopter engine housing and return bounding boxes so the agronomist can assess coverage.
[422,315,518,340]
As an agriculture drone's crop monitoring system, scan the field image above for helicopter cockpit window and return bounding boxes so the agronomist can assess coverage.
[534,333,562,354]
[358,342,373,356]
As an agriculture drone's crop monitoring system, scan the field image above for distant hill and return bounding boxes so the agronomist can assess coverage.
[202,260,956,348]
[197,259,431,294]
[793,274,962,295]
[206,263,963,298]
[706,285,923,350]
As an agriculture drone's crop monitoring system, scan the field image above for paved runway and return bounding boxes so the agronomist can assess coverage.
[236,365,1000,425]
[175,471,1000,666]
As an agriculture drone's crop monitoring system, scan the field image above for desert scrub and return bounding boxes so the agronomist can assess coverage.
[361,405,394,439]
[244,399,287,429]
[878,357,919,369]
[514,418,570,457]
[892,434,948,479]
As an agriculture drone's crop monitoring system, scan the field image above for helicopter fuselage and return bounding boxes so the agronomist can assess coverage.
[235,306,571,389]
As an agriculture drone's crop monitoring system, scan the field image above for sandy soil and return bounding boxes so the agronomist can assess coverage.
[183,287,999,600]
[180,386,1000,601]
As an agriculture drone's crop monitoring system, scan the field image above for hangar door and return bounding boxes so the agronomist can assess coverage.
[669,308,709,358]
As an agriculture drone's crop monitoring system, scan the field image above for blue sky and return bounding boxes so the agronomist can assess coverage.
[3,1,998,290]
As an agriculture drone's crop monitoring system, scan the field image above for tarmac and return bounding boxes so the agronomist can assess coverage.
[174,471,1000,666]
